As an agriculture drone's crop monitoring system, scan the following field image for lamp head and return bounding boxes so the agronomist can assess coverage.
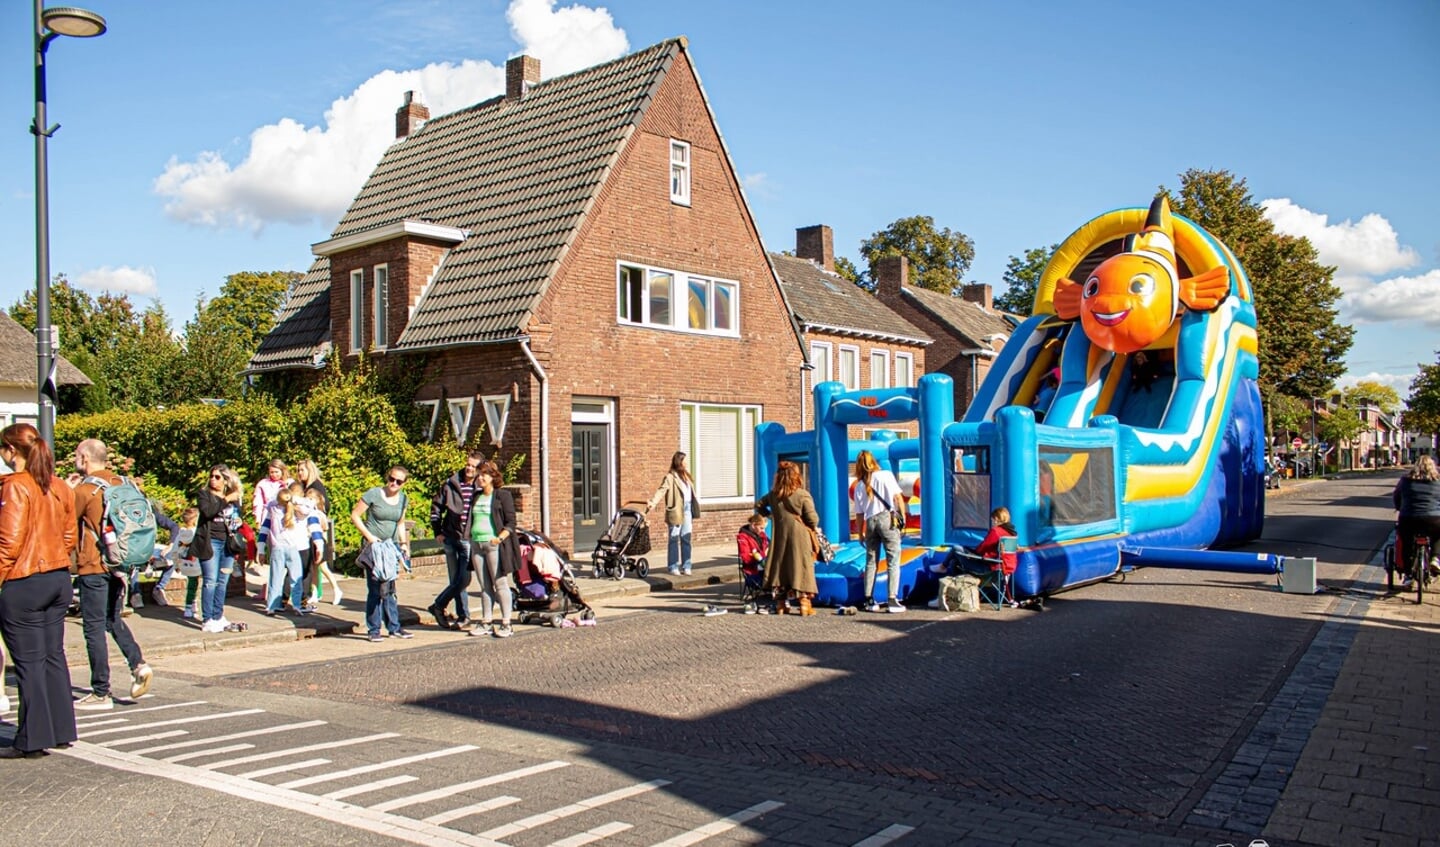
[41,6,107,38]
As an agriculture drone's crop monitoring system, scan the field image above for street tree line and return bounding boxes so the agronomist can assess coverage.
[8,270,296,414]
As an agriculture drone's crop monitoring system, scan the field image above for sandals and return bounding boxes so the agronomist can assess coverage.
[224,622,249,632]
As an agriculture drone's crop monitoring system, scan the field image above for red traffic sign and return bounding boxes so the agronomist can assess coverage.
[1291,437,1303,449]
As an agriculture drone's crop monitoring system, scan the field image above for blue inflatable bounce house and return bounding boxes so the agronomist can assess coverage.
[756,197,1271,606]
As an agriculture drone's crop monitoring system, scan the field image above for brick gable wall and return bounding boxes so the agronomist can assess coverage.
[802,329,924,439]
[329,237,453,356]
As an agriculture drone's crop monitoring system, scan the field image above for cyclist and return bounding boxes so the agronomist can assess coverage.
[1392,455,1440,584]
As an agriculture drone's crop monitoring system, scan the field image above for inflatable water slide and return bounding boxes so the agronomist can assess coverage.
[756,197,1269,605]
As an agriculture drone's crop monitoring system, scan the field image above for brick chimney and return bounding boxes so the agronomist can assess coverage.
[873,255,909,296]
[795,225,834,273]
[506,55,541,101]
[961,283,993,310]
[395,90,429,139]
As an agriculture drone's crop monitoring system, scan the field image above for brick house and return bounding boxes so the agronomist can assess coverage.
[771,225,930,438]
[250,39,807,554]
[873,256,1017,414]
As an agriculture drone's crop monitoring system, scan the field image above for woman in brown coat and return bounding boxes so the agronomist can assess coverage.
[0,423,79,757]
[756,460,820,615]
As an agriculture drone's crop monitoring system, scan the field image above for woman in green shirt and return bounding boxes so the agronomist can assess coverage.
[350,466,413,642]
[465,461,520,639]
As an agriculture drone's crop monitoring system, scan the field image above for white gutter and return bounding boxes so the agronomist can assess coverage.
[519,338,550,536]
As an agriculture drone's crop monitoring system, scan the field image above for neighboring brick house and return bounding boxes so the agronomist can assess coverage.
[772,225,930,439]
[873,255,1017,414]
[250,39,807,554]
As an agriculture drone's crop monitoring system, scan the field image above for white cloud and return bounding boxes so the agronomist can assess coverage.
[1338,371,1417,396]
[1261,199,1420,291]
[155,0,626,231]
[1342,268,1440,325]
[76,265,158,297]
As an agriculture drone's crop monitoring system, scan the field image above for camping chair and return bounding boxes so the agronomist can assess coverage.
[977,536,1018,610]
[738,558,768,611]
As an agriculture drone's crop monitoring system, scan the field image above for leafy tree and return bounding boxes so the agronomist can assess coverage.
[1343,380,1402,413]
[994,243,1057,315]
[1403,356,1440,439]
[1162,169,1353,401]
[833,255,860,285]
[99,302,184,410]
[859,215,975,295]
[178,270,297,400]
[1318,405,1365,469]
[1267,392,1310,446]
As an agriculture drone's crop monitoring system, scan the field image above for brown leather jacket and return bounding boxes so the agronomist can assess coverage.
[74,469,121,576]
[0,472,78,584]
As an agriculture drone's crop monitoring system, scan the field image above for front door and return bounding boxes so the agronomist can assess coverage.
[572,423,610,552]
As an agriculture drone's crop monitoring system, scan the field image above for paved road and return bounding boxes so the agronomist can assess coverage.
[0,473,1413,846]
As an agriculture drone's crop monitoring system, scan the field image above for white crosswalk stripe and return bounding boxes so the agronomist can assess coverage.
[97,730,188,747]
[278,745,477,789]
[135,719,326,756]
[200,733,399,770]
[238,758,332,779]
[323,774,419,800]
[371,761,570,813]
[647,801,786,847]
[423,796,522,826]
[852,823,916,846]
[165,743,255,764]
[80,709,264,739]
[547,821,633,847]
[479,779,670,840]
[75,700,207,721]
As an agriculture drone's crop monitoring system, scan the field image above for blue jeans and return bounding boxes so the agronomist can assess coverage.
[433,538,472,620]
[202,538,234,623]
[266,546,304,613]
[667,515,692,574]
[365,571,401,636]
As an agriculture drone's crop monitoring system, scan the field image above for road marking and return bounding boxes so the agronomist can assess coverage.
[323,775,419,800]
[853,823,915,846]
[75,700,207,720]
[548,821,633,847]
[59,741,511,847]
[372,760,570,812]
[80,709,265,739]
[135,719,326,755]
[480,779,671,839]
[648,800,785,847]
[69,717,127,729]
[200,732,400,771]
[97,730,188,747]
[166,743,254,763]
[238,758,332,779]
[423,796,522,825]
[278,745,478,789]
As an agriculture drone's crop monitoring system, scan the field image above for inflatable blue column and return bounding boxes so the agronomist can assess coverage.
[813,381,848,544]
[754,421,785,508]
[995,405,1036,545]
[917,374,953,548]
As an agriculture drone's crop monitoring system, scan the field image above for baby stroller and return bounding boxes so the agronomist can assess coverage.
[590,502,651,579]
[513,529,594,627]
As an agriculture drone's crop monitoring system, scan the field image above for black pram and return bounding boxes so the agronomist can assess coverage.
[590,503,651,580]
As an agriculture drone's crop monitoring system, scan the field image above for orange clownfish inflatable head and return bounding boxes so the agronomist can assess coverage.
[1053,196,1230,354]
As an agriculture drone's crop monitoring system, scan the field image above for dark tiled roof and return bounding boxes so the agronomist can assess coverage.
[901,285,1015,348]
[770,253,929,344]
[248,258,331,371]
[339,39,681,350]
[0,312,91,387]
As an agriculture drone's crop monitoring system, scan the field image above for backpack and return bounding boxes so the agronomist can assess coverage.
[84,475,157,572]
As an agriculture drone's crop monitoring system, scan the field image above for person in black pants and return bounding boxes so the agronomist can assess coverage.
[0,423,79,758]
[1394,455,1440,581]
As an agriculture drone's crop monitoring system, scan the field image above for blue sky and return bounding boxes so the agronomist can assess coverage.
[3,0,1436,397]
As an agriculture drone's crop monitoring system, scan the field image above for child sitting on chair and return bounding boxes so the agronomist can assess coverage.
[736,513,769,575]
[974,507,1018,574]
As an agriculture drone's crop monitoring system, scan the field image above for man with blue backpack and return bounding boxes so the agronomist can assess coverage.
[72,439,154,710]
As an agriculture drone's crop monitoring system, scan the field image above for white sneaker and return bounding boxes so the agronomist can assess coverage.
[150,586,169,607]
[331,587,344,606]
[130,663,154,699]
[74,693,113,711]
[129,592,144,609]
[200,619,222,633]
[886,600,906,613]
[0,693,10,713]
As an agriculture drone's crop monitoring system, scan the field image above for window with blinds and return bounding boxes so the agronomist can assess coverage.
[678,402,761,501]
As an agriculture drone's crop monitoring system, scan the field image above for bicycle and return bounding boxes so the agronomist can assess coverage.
[1397,528,1436,605]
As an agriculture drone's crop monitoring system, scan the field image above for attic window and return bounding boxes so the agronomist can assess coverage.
[670,140,691,205]
[617,261,738,337]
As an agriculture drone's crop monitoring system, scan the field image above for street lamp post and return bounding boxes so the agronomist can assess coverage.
[33,2,106,447]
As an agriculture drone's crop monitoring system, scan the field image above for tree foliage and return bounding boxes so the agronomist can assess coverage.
[1161,169,1354,401]
[832,255,860,285]
[1343,380,1401,414]
[859,215,976,295]
[994,243,1057,315]
[178,270,298,400]
[1403,355,1440,438]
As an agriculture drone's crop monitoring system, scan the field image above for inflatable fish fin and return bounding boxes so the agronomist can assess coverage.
[1053,277,1083,320]
[1179,266,1230,312]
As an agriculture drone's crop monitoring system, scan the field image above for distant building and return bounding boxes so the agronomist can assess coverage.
[0,311,92,429]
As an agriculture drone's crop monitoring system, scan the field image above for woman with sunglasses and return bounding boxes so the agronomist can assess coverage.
[351,466,413,642]
[191,464,244,633]
[0,423,78,758]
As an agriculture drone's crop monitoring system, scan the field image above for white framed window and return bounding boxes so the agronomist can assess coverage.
[349,269,365,353]
[870,349,890,389]
[895,352,915,388]
[447,397,474,444]
[616,261,738,336]
[838,345,859,391]
[678,402,762,501]
[415,400,441,442]
[808,342,832,396]
[372,264,389,350]
[670,139,691,205]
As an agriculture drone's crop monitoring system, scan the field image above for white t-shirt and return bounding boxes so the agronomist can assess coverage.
[852,469,903,520]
